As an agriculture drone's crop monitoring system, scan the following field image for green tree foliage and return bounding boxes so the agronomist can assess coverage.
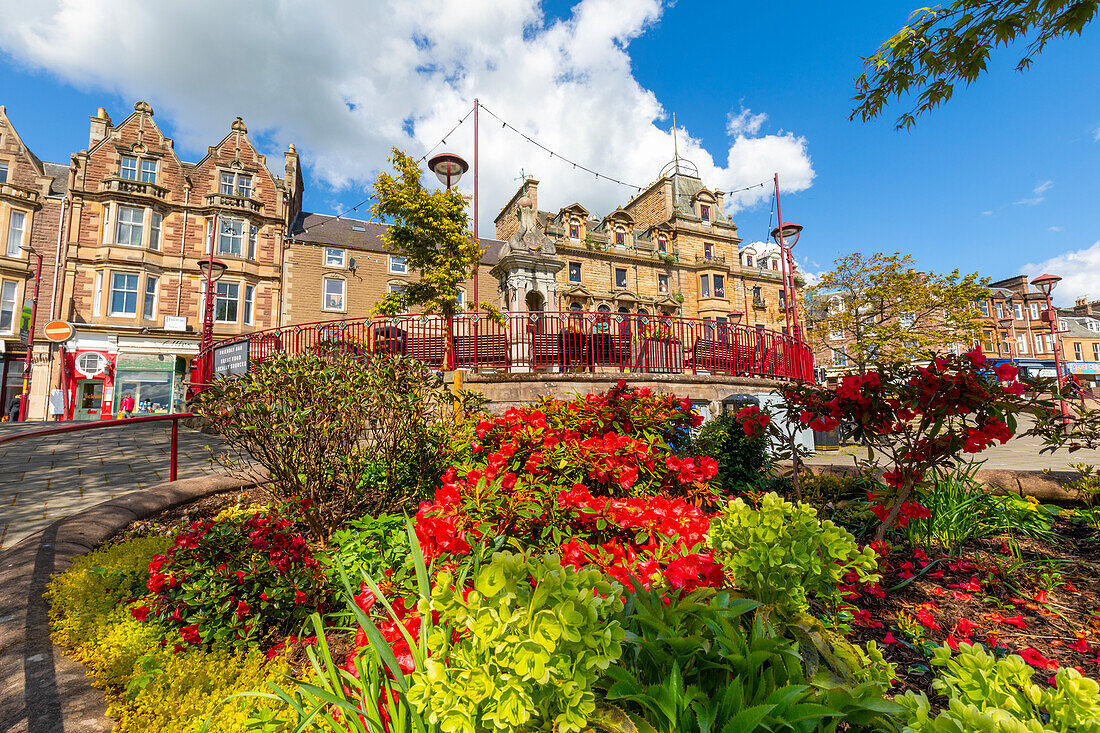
[371,148,485,317]
[806,251,988,372]
[852,1,1099,129]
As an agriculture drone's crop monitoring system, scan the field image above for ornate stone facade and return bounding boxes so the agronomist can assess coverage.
[492,162,803,334]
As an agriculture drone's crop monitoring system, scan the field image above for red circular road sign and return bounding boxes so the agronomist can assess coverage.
[43,320,75,342]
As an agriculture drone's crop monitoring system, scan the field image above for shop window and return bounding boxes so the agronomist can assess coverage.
[323,277,345,311]
[658,274,668,293]
[0,280,16,332]
[657,236,667,253]
[115,370,173,414]
[244,285,255,325]
[150,212,163,251]
[140,159,157,183]
[325,247,346,267]
[218,218,245,257]
[143,276,158,320]
[713,274,725,298]
[568,262,581,283]
[109,272,139,316]
[76,352,107,377]
[700,274,710,298]
[214,281,239,322]
[700,204,710,222]
[6,210,25,256]
[615,268,627,288]
[389,254,407,274]
[116,206,144,247]
[120,155,138,181]
[0,162,7,183]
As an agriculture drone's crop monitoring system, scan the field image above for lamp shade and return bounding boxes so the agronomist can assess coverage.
[728,310,743,325]
[197,257,228,282]
[770,222,803,247]
[1031,273,1061,296]
[427,152,468,189]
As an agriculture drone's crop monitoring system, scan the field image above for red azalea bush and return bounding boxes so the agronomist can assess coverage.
[784,350,1043,539]
[133,511,332,649]
[412,382,723,592]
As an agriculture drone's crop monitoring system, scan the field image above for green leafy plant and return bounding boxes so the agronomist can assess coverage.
[899,642,1100,732]
[329,512,412,588]
[194,352,459,540]
[709,492,880,617]
[408,551,625,733]
[691,412,769,494]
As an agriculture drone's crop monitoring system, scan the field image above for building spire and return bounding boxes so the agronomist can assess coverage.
[672,112,680,172]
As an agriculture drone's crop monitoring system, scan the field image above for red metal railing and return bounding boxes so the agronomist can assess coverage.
[196,311,814,385]
[0,413,194,481]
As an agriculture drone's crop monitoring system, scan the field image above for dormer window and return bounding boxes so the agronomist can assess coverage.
[220,172,253,197]
[700,204,710,223]
[140,159,157,183]
[771,259,779,271]
[120,155,138,181]
[615,230,625,247]
[745,255,753,267]
[569,222,579,239]
[657,236,667,254]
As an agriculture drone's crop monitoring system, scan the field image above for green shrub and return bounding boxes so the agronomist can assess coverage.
[899,643,1100,733]
[328,512,411,587]
[140,512,331,649]
[47,538,288,733]
[692,412,768,493]
[709,492,879,617]
[408,551,625,733]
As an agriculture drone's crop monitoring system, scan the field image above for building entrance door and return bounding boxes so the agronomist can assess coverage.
[75,380,103,421]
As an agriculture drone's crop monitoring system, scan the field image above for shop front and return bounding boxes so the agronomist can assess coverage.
[64,332,197,420]
[1067,361,1100,389]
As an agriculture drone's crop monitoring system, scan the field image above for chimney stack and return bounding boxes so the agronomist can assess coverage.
[89,107,112,148]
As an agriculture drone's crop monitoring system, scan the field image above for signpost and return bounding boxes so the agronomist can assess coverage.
[19,300,32,346]
[212,341,249,378]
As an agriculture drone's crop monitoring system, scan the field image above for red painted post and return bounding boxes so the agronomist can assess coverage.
[170,416,179,482]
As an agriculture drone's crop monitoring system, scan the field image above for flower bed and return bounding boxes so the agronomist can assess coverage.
[45,367,1100,732]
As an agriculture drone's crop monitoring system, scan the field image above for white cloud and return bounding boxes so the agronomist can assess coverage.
[1022,241,1100,306]
[1015,179,1053,206]
[1048,226,1062,232]
[0,0,815,231]
[981,210,994,216]
[1093,125,1100,142]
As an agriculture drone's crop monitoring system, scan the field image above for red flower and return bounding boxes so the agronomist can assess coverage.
[1019,647,1059,670]
[130,605,150,622]
[180,625,202,645]
[294,589,308,605]
[954,618,979,637]
[916,609,940,629]
[235,600,251,619]
[882,631,898,645]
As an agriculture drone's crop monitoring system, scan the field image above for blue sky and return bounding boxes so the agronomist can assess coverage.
[1,0,1097,303]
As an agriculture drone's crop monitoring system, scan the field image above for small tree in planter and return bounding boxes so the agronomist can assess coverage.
[783,349,1051,540]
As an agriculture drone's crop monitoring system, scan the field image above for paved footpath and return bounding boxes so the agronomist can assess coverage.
[0,421,227,551]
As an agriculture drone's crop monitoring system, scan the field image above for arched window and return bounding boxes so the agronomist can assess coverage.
[597,304,611,313]
[657,236,667,253]
[637,308,648,316]
[569,302,582,312]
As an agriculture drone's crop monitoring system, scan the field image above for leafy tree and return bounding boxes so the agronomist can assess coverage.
[853,1,1099,129]
[371,148,484,318]
[806,252,988,373]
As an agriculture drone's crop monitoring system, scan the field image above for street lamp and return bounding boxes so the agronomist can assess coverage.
[728,309,743,326]
[998,316,1015,358]
[1031,273,1068,417]
[197,255,228,384]
[17,244,43,421]
[427,152,468,189]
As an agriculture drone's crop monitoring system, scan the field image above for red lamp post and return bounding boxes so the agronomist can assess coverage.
[1031,274,1068,417]
[197,250,228,384]
[771,174,805,380]
[17,245,43,421]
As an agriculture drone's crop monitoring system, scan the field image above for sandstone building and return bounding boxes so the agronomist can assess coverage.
[491,160,802,333]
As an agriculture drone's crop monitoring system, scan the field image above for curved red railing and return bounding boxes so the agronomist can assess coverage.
[0,413,195,481]
[194,311,815,386]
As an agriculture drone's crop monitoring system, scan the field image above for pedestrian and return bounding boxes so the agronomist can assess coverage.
[120,392,135,419]
[6,392,22,422]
